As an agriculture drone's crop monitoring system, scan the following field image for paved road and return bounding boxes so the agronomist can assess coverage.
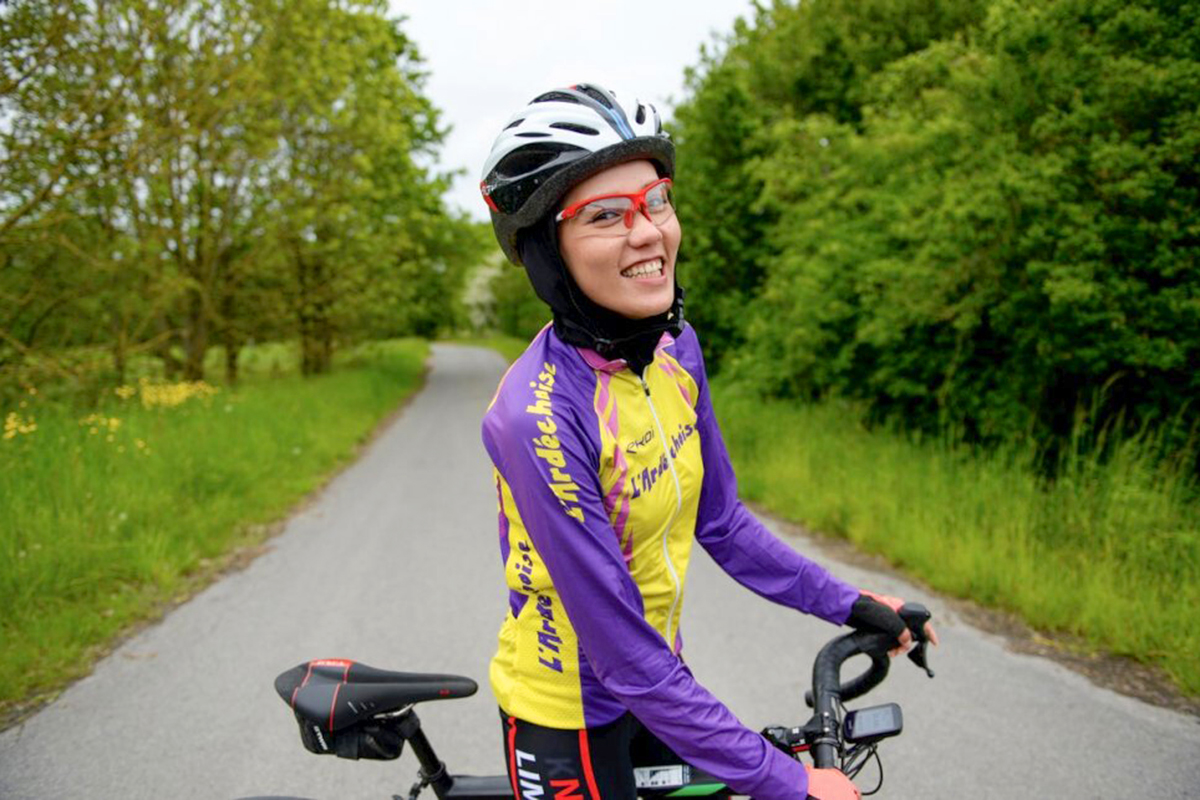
[2,344,1198,799]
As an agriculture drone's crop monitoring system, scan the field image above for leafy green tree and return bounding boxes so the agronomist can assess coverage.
[1,1,146,377]
[672,38,773,368]
[731,0,1199,453]
[488,261,548,342]
[256,0,450,372]
[1,0,476,394]
[672,0,988,369]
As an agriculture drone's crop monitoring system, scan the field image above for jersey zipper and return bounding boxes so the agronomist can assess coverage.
[639,373,684,650]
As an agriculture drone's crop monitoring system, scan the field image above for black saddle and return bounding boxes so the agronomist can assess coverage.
[275,659,477,732]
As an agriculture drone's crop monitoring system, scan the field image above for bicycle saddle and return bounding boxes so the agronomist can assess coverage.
[275,659,478,732]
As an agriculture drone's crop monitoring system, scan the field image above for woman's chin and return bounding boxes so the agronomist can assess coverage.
[621,295,675,320]
[615,279,674,319]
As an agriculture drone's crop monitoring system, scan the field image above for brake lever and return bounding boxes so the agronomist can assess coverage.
[899,603,935,679]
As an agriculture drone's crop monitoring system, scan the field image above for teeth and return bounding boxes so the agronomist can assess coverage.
[621,259,663,278]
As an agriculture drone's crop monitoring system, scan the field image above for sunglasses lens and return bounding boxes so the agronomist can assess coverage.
[644,182,673,220]
[576,198,633,229]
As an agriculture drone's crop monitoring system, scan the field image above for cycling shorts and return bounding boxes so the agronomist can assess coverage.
[501,711,731,800]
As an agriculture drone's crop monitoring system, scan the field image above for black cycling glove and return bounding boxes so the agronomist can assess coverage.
[846,593,906,646]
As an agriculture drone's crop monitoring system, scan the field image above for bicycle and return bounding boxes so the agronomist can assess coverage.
[274,604,935,798]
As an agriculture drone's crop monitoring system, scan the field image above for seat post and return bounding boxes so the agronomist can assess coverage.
[398,710,455,799]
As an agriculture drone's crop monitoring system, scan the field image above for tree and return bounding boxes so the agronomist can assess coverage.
[1,0,474,394]
[256,0,450,373]
[671,0,989,370]
[724,0,1199,452]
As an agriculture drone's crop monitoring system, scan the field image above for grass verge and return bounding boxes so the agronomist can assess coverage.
[0,339,429,724]
[711,387,1200,697]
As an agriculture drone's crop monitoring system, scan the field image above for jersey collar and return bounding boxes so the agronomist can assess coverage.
[576,331,675,374]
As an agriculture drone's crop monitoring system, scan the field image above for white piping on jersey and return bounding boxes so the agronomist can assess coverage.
[640,373,684,650]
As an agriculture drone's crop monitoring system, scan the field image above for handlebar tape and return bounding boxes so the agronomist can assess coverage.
[805,631,895,708]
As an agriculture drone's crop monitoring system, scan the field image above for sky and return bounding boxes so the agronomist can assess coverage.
[391,1,758,220]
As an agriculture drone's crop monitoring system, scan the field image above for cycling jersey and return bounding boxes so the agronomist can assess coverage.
[481,323,860,799]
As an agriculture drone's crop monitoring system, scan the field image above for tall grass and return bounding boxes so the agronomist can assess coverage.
[711,387,1200,696]
[0,339,428,717]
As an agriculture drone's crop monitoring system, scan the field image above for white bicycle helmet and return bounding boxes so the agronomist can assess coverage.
[480,83,674,266]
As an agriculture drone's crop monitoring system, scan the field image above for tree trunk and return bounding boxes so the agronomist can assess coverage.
[317,315,333,373]
[296,249,335,376]
[219,286,241,385]
[182,290,208,381]
[313,256,333,374]
[297,251,313,375]
[155,313,182,379]
[225,343,240,385]
[112,325,127,386]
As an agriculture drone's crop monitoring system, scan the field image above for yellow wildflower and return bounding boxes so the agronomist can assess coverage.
[137,378,219,409]
[79,414,122,435]
[3,412,37,440]
[114,385,137,400]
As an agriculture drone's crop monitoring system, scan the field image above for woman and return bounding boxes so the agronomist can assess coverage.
[478,84,934,800]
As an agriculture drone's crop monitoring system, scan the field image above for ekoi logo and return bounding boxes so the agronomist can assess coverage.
[524,362,585,523]
[625,429,653,454]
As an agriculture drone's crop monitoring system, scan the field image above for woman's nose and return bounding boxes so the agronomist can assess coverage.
[626,208,663,246]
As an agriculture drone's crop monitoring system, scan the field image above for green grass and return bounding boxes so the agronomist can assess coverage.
[0,339,429,720]
[711,387,1200,696]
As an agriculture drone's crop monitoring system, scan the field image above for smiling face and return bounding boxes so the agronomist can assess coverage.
[557,160,681,320]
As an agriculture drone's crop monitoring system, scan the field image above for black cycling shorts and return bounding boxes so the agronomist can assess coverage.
[501,711,720,800]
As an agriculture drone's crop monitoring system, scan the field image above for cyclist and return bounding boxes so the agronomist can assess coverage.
[478,84,937,800]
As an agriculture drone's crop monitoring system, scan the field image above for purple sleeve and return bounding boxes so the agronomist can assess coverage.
[485,392,811,799]
[679,328,860,625]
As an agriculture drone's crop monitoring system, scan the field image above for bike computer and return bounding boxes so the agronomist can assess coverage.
[843,703,903,744]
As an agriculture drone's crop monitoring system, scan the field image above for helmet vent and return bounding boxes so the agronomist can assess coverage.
[492,142,578,179]
[515,132,551,138]
[635,104,646,124]
[549,122,600,136]
[533,91,580,104]
[503,118,524,130]
[578,86,614,109]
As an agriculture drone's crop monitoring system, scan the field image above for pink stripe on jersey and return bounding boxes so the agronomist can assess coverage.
[595,371,633,558]
[616,495,633,562]
[656,353,694,406]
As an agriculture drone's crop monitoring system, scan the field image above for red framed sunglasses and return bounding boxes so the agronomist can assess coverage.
[555,178,675,233]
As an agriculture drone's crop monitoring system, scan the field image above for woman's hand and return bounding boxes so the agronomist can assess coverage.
[804,765,861,799]
[849,590,940,657]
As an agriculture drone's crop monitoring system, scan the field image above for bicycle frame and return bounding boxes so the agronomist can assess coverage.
[384,706,732,799]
